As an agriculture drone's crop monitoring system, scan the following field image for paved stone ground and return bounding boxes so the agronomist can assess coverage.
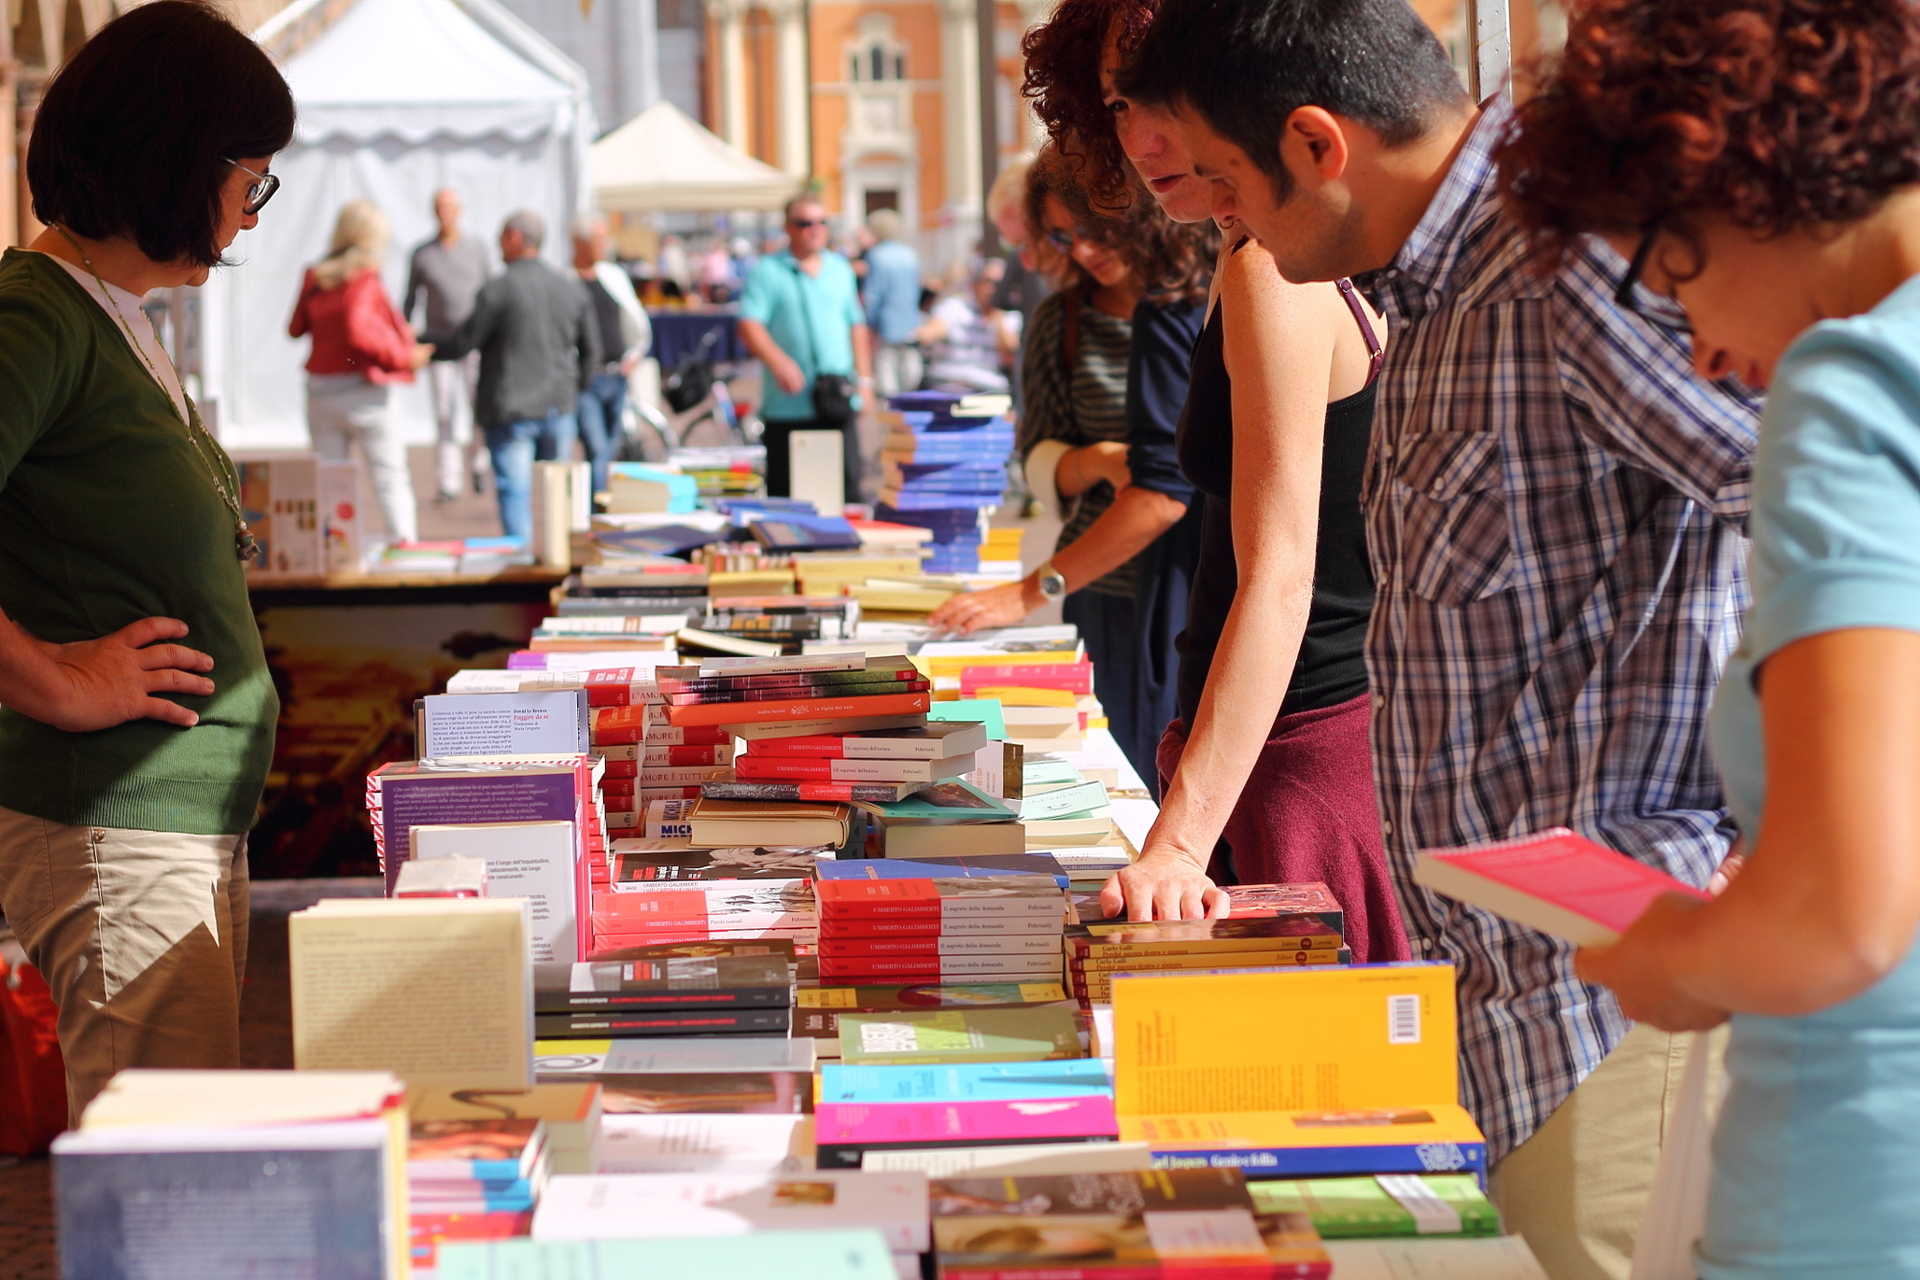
[0,877,383,1278]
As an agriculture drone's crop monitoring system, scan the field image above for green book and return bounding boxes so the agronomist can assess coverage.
[864,779,1017,825]
[1248,1174,1502,1239]
[838,1002,1083,1065]
[929,699,1007,739]
[436,1231,898,1280]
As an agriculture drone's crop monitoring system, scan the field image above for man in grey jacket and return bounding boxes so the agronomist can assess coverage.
[428,209,599,543]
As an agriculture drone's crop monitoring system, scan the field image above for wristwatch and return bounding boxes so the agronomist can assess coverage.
[1035,560,1068,602]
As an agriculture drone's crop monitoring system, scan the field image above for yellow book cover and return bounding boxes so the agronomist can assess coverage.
[972,686,1078,708]
[1110,963,1485,1180]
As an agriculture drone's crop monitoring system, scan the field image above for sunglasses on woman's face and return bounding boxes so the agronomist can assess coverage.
[226,159,280,216]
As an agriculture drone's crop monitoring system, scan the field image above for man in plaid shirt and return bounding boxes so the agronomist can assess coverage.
[1124,1,1760,1275]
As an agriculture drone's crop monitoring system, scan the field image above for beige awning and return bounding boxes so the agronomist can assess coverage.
[591,101,800,213]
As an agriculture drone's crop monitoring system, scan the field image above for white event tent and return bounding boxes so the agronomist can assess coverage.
[591,100,797,213]
[199,0,595,449]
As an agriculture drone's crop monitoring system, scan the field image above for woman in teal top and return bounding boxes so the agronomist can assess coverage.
[1497,0,1920,1272]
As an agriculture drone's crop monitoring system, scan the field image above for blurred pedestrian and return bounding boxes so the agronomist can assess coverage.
[738,195,875,500]
[571,212,651,496]
[862,208,925,398]
[404,188,490,501]
[917,262,1019,394]
[657,233,690,301]
[427,210,598,543]
[290,199,433,545]
[986,158,1051,412]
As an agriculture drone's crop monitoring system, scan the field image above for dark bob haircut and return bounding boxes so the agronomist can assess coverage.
[29,0,296,268]
[1119,0,1468,200]
[1499,0,1920,269]
[1021,0,1162,216]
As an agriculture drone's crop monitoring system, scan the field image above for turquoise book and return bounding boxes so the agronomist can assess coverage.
[820,1059,1113,1103]
[865,780,1016,825]
[436,1230,898,1279]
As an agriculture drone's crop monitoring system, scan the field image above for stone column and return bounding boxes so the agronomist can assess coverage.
[763,0,811,180]
[940,0,980,215]
[706,0,751,152]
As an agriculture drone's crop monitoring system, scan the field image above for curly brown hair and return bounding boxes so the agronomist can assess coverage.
[1021,0,1160,215]
[1025,143,1218,305]
[1498,0,1920,268]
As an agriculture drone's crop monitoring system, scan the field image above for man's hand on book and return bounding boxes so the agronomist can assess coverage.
[1099,851,1231,922]
[1575,892,1729,1032]
[2,615,215,732]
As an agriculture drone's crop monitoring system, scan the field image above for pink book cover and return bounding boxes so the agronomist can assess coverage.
[816,1097,1119,1148]
[1416,826,1711,945]
[958,661,1094,695]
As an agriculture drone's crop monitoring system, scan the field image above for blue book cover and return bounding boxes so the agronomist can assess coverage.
[874,489,1003,512]
[816,853,1068,887]
[609,463,699,512]
[820,1059,1113,1103]
[873,505,986,534]
[749,514,863,552]
[593,524,721,557]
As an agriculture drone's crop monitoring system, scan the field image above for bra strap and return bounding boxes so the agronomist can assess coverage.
[1336,277,1384,386]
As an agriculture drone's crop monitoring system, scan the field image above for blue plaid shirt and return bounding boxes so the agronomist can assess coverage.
[1356,98,1761,1160]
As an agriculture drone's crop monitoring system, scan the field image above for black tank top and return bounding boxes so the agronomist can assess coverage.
[1173,281,1377,728]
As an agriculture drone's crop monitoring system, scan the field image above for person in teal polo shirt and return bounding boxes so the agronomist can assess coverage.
[738,195,875,500]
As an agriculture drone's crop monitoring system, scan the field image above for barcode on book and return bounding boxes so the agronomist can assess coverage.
[1387,994,1421,1045]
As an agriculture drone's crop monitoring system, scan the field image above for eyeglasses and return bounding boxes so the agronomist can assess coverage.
[789,218,828,230]
[226,159,280,216]
[1045,225,1099,254]
[1613,218,1692,335]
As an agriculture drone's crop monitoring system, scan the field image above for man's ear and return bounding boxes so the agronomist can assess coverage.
[1280,105,1353,188]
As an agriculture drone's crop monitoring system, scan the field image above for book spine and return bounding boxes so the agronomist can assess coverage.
[819,959,1063,979]
[601,745,734,775]
[593,724,732,750]
[819,935,1063,956]
[535,986,793,1012]
[818,900,1065,921]
[819,916,1066,938]
[533,1008,792,1036]
[665,679,930,707]
[667,691,933,728]
[701,781,914,804]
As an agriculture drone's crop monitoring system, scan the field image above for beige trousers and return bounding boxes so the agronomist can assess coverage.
[0,805,249,1123]
[1489,1021,1727,1280]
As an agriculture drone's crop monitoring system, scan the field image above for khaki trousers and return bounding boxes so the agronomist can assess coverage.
[0,805,248,1123]
[1489,1021,1727,1280]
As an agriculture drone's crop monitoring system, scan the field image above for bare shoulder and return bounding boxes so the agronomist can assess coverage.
[1219,241,1345,333]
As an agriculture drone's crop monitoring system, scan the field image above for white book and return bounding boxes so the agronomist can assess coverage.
[409,821,579,986]
[421,690,591,760]
[532,1171,930,1252]
[596,1114,811,1175]
[1322,1238,1548,1280]
[290,898,533,1090]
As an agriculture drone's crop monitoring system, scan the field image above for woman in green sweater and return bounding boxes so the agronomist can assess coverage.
[0,0,294,1119]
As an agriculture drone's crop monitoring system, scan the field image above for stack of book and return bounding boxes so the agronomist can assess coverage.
[858,780,1023,858]
[672,445,768,500]
[535,954,796,1041]
[876,391,1013,575]
[930,1169,1332,1279]
[528,614,686,653]
[814,871,1067,986]
[719,718,986,804]
[1018,764,1114,849]
[697,596,861,648]
[1064,883,1349,1002]
[795,979,1071,1058]
[408,1118,548,1257]
[588,878,818,953]
[559,560,710,616]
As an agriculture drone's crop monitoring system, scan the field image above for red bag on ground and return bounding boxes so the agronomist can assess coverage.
[0,953,68,1154]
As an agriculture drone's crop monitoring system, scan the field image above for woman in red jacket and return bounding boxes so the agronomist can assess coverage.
[289,199,432,545]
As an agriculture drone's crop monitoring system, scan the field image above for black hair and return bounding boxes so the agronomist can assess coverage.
[1118,0,1468,199]
[29,0,296,268]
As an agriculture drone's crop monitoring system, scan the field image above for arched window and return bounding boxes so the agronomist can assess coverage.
[847,13,906,81]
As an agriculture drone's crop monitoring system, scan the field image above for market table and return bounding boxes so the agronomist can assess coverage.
[647,307,749,368]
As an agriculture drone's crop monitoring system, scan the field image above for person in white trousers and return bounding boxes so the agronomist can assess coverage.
[405,188,492,500]
[289,200,433,544]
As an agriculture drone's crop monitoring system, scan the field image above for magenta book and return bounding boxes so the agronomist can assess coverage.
[1415,826,1711,946]
[815,1096,1119,1168]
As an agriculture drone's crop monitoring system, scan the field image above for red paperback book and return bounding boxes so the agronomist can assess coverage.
[815,877,1064,920]
[1414,826,1711,946]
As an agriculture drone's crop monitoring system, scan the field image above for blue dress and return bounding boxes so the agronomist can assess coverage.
[1703,273,1920,1278]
